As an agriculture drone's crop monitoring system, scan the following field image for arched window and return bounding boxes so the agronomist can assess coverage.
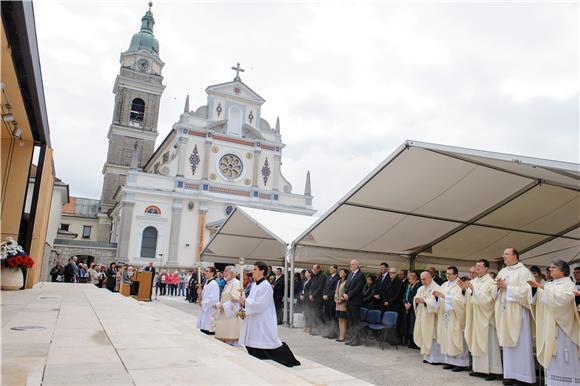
[130,98,145,122]
[227,106,242,136]
[140,226,157,258]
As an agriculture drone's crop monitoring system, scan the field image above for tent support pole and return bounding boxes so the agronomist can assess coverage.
[409,254,416,270]
[289,245,295,328]
[283,246,289,326]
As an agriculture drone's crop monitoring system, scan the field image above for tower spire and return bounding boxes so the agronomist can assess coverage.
[304,171,311,196]
[184,95,190,113]
[275,116,280,133]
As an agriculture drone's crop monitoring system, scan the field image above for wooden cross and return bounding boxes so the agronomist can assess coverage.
[231,62,245,81]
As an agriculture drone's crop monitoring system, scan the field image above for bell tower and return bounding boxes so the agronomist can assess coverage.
[100,2,165,213]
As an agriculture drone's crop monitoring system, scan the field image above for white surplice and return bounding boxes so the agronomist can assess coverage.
[503,308,536,384]
[196,279,220,332]
[238,278,282,349]
[546,326,580,386]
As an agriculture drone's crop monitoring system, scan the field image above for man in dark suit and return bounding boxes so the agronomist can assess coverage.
[382,268,403,312]
[428,267,444,285]
[309,264,326,335]
[375,262,390,305]
[273,268,285,325]
[63,256,79,283]
[322,264,340,339]
[144,262,156,299]
[342,259,366,346]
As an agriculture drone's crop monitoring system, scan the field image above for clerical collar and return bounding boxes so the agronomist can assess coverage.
[551,276,568,284]
[206,278,214,284]
[256,277,266,285]
[506,262,523,270]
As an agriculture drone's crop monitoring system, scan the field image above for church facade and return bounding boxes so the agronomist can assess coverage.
[95,5,315,269]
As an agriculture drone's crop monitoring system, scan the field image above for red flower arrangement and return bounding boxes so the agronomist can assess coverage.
[1,238,34,270]
[3,254,34,269]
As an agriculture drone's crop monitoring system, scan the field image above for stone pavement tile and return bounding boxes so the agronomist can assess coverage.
[42,361,133,386]
[116,347,202,370]
[128,363,310,386]
[1,356,46,386]
[50,330,111,348]
[46,346,120,365]
[2,342,50,358]
[108,333,184,349]
[1,329,54,344]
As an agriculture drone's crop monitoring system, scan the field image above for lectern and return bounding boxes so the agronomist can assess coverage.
[135,271,152,301]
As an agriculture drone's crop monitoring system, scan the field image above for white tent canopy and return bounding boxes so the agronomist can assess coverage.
[201,206,318,265]
[294,140,580,270]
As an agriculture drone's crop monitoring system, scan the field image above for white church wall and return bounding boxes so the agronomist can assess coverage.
[129,197,172,263]
[176,200,200,267]
[257,151,274,191]
[185,139,205,180]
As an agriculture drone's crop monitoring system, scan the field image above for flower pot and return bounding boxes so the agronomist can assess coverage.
[1,266,23,290]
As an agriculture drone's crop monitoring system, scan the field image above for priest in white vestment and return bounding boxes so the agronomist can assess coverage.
[495,248,536,385]
[433,266,470,371]
[461,259,502,381]
[238,261,300,367]
[196,267,220,335]
[414,271,445,365]
[531,260,580,386]
[214,266,242,344]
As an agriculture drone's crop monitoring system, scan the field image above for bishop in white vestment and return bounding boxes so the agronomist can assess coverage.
[414,271,445,365]
[215,266,242,344]
[239,261,300,367]
[196,267,220,335]
[532,260,580,386]
[495,248,536,384]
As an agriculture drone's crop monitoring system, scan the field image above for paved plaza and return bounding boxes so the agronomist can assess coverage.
[1,283,507,385]
[1,283,367,386]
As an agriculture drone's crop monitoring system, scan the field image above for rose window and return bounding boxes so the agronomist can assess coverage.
[219,154,243,179]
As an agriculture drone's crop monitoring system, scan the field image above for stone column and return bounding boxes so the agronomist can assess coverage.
[201,139,212,181]
[196,204,208,264]
[116,201,135,263]
[272,154,281,191]
[252,149,261,188]
[167,199,183,266]
[175,137,189,177]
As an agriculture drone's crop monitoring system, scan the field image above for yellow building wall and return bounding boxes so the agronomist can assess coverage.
[25,148,54,288]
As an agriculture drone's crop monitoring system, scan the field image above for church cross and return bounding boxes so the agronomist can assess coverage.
[231,62,245,81]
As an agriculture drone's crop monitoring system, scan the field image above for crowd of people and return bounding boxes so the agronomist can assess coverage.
[288,248,580,386]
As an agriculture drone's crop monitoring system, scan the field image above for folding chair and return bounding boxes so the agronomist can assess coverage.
[363,309,382,346]
[369,311,398,350]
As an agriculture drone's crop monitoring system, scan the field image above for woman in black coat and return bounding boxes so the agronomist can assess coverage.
[105,262,117,292]
[362,275,380,309]
[401,270,421,349]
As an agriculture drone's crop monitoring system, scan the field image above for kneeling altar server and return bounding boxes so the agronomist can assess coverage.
[238,261,301,367]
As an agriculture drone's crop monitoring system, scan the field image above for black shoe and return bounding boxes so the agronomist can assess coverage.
[350,341,361,347]
[335,338,345,342]
[451,366,466,372]
[327,335,338,339]
[502,380,516,386]
[485,374,497,381]
[443,364,455,370]
[469,372,483,377]
[344,341,351,345]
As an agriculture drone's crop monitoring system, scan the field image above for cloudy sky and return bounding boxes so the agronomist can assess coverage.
[34,1,578,213]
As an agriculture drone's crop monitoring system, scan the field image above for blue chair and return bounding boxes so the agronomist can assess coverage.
[369,311,398,350]
[363,310,382,345]
[359,307,368,322]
